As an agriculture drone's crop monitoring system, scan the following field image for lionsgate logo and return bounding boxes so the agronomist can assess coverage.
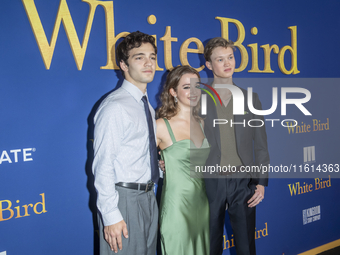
[195,81,312,128]
[0,148,36,164]
[303,146,315,164]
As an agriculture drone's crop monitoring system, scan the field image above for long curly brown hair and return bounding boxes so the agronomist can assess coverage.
[157,65,201,121]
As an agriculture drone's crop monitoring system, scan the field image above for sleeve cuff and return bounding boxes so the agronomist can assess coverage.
[159,166,164,178]
[102,208,123,226]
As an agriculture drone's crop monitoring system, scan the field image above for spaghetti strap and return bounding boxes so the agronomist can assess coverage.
[163,118,177,143]
[199,121,206,138]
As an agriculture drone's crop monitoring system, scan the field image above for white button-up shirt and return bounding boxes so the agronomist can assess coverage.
[92,79,156,226]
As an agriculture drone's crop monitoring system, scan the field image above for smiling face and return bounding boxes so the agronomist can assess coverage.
[170,73,201,108]
[206,46,235,79]
[120,42,156,89]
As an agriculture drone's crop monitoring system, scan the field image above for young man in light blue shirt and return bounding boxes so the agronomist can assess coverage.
[93,31,159,255]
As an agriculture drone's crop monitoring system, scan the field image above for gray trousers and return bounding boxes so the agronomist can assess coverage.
[98,186,158,255]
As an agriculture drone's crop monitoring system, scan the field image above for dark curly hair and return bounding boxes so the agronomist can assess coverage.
[116,31,157,72]
[157,65,201,121]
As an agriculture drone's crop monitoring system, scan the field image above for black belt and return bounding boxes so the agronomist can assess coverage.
[116,181,154,192]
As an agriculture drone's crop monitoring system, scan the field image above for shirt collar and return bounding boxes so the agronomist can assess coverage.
[121,79,148,103]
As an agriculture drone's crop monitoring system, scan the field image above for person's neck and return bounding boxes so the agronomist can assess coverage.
[176,105,196,123]
[125,77,147,94]
[212,76,233,105]
[212,76,233,87]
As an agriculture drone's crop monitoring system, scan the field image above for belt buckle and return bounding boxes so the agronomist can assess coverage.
[145,180,154,192]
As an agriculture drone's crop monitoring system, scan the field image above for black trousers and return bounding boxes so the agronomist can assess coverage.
[205,173,256,255]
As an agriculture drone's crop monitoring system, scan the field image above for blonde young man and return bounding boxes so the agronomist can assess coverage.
[203,37,269,255]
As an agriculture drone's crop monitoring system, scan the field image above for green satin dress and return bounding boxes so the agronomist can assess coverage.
[159,118,210,255]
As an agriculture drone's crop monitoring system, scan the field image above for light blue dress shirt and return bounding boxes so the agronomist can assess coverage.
[93,80,156,226]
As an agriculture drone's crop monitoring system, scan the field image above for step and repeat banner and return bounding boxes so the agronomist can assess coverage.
[1,1,340,254]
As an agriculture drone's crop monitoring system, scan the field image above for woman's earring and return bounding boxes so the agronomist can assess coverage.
[174,96,178,103]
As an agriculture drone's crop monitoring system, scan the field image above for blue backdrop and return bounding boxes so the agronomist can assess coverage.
[1,1,340,254]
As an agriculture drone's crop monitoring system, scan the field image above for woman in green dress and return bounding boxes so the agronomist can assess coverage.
[156,65,210,255]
